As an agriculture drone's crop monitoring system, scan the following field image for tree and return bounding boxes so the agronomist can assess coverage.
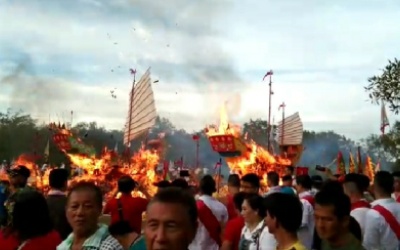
[365,58,400,113]
[363,121,400,171]
[242,119,268,148]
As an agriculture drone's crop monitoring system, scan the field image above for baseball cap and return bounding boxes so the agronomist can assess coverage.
[7,165,31,178]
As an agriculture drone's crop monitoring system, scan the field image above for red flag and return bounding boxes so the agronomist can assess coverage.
[381,101,389,135]
[263,70,273,81]
[278,102,286,110]
[129,68,136,75]
[192,134,200,140]
[174,157,183,170]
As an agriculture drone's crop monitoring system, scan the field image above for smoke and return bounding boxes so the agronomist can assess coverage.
[0,54,76,118]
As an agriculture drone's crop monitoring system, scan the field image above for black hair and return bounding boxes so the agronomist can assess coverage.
[267,171,279,186]
[286,166,295,174]
[228,174,240,188]
[282,175,292,182]
[233,192,246,212]
[244,193,266,218]
[199,175,217,195]
[264,192,302,233]
[118,175,137,194]
[150,187,197,227]
[155,180,171,188]
[49,169,69,189]
[12,191,53,241]
[321,180,344,194]
[296,175,312,190]
[315,189,351,220]
[109,221,133,236]
[358,174,370,192]
[392,171,400,178]
[374,171,394,195]
[67,181,103,208]
[171,178,189,189]
[311,175,323,190]
[241,173,260,189]
[343,173,364,194]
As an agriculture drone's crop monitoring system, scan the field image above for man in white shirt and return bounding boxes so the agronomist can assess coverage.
[189,175,228,250]
[264,171,281,196]
[342,173,370,236]
[295,175,315,249]
[363,171,400,250]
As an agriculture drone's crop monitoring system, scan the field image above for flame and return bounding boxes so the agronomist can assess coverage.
[206,103,291,189]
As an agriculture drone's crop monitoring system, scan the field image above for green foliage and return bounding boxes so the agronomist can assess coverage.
[0,109,397,171]
[363,121,400,171]
[365,58,400,113]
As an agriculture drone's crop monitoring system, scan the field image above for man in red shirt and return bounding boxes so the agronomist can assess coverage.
[221,192,246,250]
[104,176,148,233]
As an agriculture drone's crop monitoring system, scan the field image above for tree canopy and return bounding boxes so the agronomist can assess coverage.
[0,109,398,172]
[365,58,400,113]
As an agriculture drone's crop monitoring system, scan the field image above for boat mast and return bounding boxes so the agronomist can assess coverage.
[279,102,286,149]
[127,69,136,165]
[266,71,273,153]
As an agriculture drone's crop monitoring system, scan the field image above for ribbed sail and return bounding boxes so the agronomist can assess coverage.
[276,112,303,145]
[123,68,157,145]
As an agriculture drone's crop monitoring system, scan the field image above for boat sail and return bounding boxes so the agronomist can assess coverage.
[276,112,304,165]
[123,68,157,146]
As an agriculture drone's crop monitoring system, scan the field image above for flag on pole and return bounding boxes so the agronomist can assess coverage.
[364,155,374,180]
[375,157,381,173]
[174,157,183,170]
[356,146,363,174]
[381,101,390,135]
[214,159,222,170]
[336,151,346,175]
[349,151,356,173]
[278,102,286,110]
[263,70,273,81]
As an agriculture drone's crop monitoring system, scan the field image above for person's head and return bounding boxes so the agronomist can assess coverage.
[321,180,344,194]
[154,180,171,192]
[145,187,197,250]
[314,189,351,242]
[264,192,302,235]
[295,174,312,193]
[311,175,323,191]
[66,181,103,237]
[118,175,137,194]
[267,171,279,187]
[343,174,364,200]
[285,166,295,176]
[199,175,216,196]
[241,193,266,224]
[233,191,246,215]
[227,174,240,194]
[12,191,53,241]
[393,171,400,192]
[171,178,189,190]
[49,168,69,191]
[8,165,30,187]
[109,221,134,245]
[281,175,293,187]
[240,173,260,193]
[374,171,394,198]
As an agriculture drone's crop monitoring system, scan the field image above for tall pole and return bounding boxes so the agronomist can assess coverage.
[196,139,199,169]
[267,72,273,153]
[128,69,136,166]
[279,102,286,151]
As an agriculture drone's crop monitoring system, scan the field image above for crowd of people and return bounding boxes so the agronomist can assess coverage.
[0,164,400,250]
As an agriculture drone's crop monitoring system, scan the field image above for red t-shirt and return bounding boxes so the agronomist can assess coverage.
[0,230,61,250]
[226,195,238,220]
[223,216,245,250]
[104,194,149,233]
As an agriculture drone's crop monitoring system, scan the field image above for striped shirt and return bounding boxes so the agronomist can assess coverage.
[57,224,123,250]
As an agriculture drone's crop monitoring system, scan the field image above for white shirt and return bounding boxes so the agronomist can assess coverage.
[298,191,314,249]
[350,200,370,236]
[240,220,277,250]
[189,195,228,250]
[363,198,400,250]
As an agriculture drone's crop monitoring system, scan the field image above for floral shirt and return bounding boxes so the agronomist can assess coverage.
[57,224,123,250]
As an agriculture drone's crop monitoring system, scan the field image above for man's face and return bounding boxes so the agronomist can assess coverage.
[264,211,277,234]
[240,181,258,194]
[9,175,25,187]
[145,202,197,250]
[66,189,101,236]
[314,204,348,241]
[284,168,292,176]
